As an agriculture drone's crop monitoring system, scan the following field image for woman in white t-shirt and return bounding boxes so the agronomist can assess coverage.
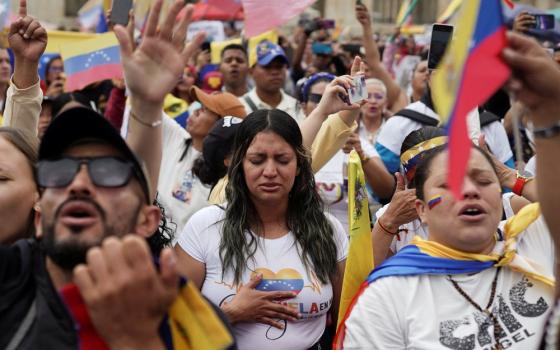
[175,109,348,350]
[339,143,555,349]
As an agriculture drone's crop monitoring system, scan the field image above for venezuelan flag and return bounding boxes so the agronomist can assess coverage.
[431,0,510,198]
[61,32,122,92]
[336,151,373,328]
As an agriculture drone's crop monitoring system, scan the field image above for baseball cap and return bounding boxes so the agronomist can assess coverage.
[189,86,246,118]
[39,107,152,203]
[203,116,243,167]
[312,42,333,56]
[201,71,224,93]
[256,40,289,67]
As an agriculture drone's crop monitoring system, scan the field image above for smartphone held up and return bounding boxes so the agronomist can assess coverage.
[111,0,133,26]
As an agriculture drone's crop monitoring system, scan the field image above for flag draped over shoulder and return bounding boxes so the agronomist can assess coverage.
[241,0,315,37]
[60,32,122,91]
[337,151,373,327]
[431,0,510,198]
[334,203,553,349]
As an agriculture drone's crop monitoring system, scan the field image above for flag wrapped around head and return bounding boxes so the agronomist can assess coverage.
[431,0,510,198]
[61,32,122,91]
[336,151,373,329]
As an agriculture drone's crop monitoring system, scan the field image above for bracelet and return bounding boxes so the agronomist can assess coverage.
[130,111,162,128]
[533,121,560,139]
[377,218,401,241]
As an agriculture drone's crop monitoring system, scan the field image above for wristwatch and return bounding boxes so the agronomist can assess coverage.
[533,120,560,139]
[512,170,533,196]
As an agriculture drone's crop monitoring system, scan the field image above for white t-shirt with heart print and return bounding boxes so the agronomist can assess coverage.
[177,205,348,350]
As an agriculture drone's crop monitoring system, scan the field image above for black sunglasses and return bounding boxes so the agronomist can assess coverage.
[37,157,137,189]
[308,93,322,103]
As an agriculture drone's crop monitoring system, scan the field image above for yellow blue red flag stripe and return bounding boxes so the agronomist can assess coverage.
[61,33,122,91]
[431,0,510,198]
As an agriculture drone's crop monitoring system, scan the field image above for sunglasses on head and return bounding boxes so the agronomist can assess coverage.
[37,157,137,189]
[308,93,322,103]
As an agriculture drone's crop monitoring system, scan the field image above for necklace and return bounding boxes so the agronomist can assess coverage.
[448,267,502,350]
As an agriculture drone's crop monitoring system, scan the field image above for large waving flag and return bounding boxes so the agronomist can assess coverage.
[61,33,122,91]
[241,0,315,37]
[431,0,510,198]
[336,151,373,327]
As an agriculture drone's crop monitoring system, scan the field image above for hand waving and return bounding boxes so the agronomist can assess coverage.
[114,0,205,105]
[9,0,47,63]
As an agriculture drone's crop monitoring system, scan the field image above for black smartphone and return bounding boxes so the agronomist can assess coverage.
[342,43,362,55]
[111,0,133,26]
[531,14,555,30]
[428,24,453,70]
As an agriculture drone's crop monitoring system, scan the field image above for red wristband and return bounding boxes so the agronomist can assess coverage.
[512,176,528,196]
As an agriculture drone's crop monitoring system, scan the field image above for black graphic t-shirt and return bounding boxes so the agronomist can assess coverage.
[343,216,554,349]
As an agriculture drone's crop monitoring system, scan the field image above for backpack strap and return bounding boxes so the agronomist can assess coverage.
[243,96,258,113]
[395,109,439,127]
[6,299,36,350]
[479,110,500,127]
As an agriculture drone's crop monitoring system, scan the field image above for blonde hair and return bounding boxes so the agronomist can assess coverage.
[365,78,387,95]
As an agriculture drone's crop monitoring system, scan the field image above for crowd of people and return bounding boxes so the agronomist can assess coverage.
[1,0,560,349]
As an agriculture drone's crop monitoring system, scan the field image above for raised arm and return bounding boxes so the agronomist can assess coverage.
[356,3,407,112]
[4,0,46,133]
[115,0,205,201]
[502,32,560,289]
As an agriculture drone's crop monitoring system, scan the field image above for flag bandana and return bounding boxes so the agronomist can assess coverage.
[400,136,447,183]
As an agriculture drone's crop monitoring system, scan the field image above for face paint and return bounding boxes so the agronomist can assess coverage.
[428,195,442,210]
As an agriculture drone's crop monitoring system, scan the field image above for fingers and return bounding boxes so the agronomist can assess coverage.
[182,32,207,64]
[264,290,298,301]
[245,273,263,289]
[332,75,353,90]
[101,237,130,277]
[73,264,95,299]
[160,0,185,42]
[19,0,27,18]
[395,172,406,191]
[350,56,361,75]
[173,4,194,50]
[126,10,135,41]
[114,25,134,58]
[159,247,179,291]
[85,247,110,284]
[145,0,163,37]
[262,305,300,321]
[121,235,157,280]
[257,317,286,329]
[23,20,40,39]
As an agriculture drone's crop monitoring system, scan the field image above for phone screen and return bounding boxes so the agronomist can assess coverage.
[428,24,454,70]
[532,14,555,30]
[111,0,134,26]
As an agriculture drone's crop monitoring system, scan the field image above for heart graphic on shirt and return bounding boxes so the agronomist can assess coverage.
[252,268,304,295]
